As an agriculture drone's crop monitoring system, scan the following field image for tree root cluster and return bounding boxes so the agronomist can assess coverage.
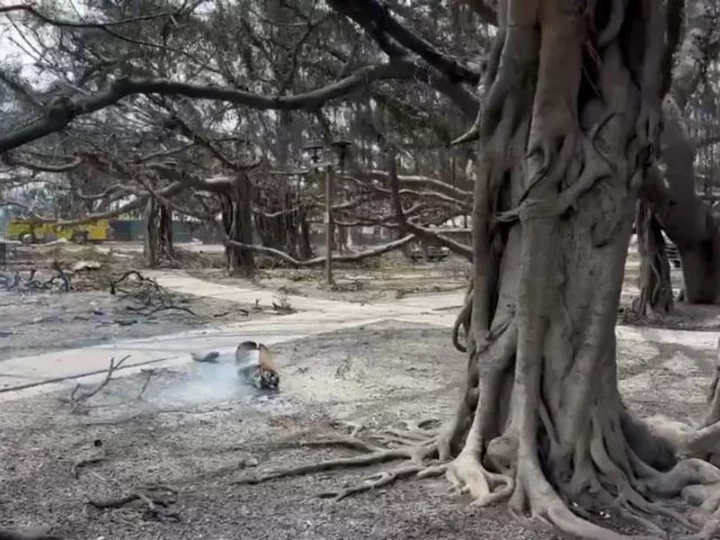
[234,419,448,499]
[236,402,720,539]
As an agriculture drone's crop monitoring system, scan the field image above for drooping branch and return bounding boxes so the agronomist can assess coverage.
[0,4,181,28]
[0,181,186,225]
[330,0,481,85]
[1,151,82,172]
[0,61,456,153]
[224,233,417,268]
[388,154,472,260]
[358,170,473,199]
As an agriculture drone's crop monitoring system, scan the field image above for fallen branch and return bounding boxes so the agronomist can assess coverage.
[71,454,106,478]
[88,485,179,520]
[69,355,131,412]
[137,368,158,400]
[213,307,250,318]
[143,304,196,317]
[0,528,63,540]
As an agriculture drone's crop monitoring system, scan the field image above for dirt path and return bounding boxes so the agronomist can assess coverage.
[0,271,466,402]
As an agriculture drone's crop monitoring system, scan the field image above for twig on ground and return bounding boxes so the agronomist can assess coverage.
[213,307,250,318]
[71,454,106,478]
[144,304,196,317]
[69,355,131,412]
[111,270,194,317]
[137,368,157,400]
[50,261,71,291]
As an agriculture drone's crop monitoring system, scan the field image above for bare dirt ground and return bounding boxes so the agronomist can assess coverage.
[1,242,719,539]
[0,289,271,362]
[0,245,274,362]
[3,321,712,540]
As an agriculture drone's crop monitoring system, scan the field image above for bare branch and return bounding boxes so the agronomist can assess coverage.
[387,154,471,260]
[2,152,82,172]
[461,0,498,25]
[224,233,417,267]
[69,355,131,413]
[331,0,481,85]
[0,61,440,153]
[0,4,180,29]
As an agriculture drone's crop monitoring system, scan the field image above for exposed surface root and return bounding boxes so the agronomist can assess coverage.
[234,419,448,496]
[234,446,413,485]
[0,529,63,540]
[88,485,179,520]
[318,464,426,501]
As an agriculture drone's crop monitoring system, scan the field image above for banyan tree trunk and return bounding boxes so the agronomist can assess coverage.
[654,98,720,304]
[434,2,720,538]
[221,174,255,278]
[634,199,673,315]
[143,197,175,268]
[298,209,314,259]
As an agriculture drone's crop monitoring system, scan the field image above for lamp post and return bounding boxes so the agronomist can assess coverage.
[303,140,352,286]
[303,141,334,285]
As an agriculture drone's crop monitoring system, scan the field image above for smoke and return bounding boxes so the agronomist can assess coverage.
[149,352,250,408]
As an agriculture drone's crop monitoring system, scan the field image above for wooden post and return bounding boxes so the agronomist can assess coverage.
[325,164,334,285]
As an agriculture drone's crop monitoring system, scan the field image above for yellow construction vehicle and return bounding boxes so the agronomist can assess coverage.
[7,218,110,244]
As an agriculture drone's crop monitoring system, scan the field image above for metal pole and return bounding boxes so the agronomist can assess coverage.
[325,164,334,285]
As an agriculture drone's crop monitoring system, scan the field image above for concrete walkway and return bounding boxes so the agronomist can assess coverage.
[148,271,466,314]
[0,273,466,402]
[3,270,710,405]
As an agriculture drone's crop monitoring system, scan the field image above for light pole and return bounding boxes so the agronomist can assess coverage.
[303,140,352,286]
[303,141,333,285]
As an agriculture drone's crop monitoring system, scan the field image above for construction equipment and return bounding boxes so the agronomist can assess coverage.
[7,218,110,244]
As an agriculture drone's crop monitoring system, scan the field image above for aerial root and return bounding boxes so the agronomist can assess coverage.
[543,501,659,540]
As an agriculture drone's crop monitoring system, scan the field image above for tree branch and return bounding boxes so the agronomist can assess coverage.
[0,61,448,153]
[2,152,82,172]
[387,154,471,260]
[0,4,179,28]
[462,0,498,25]
[331,0,481,85]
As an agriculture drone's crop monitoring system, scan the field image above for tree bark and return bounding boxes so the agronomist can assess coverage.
[639,1,720,305]
[634,199,673,315]
[221,173,255,278]
[434,1,720,537]
[143,197,174,268]
[653,98,720,304]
